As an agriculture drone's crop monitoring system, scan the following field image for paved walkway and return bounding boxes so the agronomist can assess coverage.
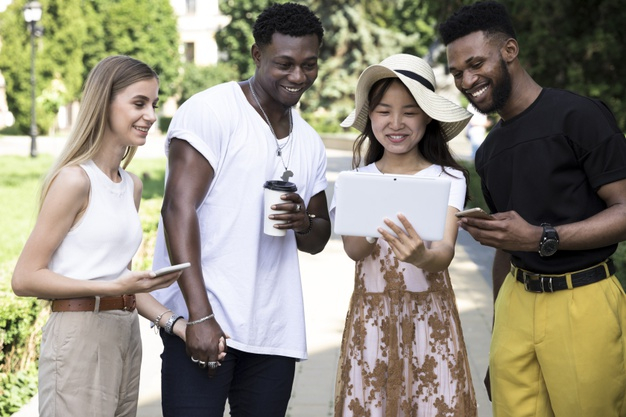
[7,132,495,417]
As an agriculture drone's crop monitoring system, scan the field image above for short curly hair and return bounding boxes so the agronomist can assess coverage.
[438,1,516,46]
[253,2,324,48]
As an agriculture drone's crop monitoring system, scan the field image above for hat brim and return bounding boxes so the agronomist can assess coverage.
[341,65,472,141]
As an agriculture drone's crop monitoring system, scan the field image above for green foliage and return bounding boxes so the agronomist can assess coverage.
[216,0,277,79]
[0,276,47,417]
[0,363,38,416]
[89,0,180,99]
[502,0,626,131]
[158,116,172,133]
[178,61,239,107]
[0,0,180,135]
[0,1,38,135]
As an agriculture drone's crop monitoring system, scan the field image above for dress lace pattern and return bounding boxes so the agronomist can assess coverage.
[334,239,477,417]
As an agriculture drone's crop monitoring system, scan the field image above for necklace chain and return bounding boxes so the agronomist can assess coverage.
[249,78,293,157]
[249,78,295,182]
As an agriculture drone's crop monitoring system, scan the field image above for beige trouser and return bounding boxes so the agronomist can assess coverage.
[38,309,142,417]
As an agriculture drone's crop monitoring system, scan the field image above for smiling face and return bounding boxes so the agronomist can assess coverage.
[104,78,159,148]
[446,31,513,115]
[252,32,320,108]
[369,79,432,157]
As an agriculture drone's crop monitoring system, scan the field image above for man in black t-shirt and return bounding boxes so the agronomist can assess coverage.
[439,2,626,417]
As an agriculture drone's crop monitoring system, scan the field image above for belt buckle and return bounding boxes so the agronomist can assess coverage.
[122,294,136,312]
[523,273,554,293]
[523,272,544,293]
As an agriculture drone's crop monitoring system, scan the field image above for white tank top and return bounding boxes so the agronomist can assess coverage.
[48,160,142,281]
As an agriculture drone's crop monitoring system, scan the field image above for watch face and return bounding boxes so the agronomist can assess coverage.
[541,239,559,256]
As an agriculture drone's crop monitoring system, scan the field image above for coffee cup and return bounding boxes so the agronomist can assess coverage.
[263,180,297,236]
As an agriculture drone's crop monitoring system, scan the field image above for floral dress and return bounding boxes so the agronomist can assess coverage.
[332,164,477,417]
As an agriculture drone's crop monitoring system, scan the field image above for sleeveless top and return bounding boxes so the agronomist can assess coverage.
[48,160,142,281]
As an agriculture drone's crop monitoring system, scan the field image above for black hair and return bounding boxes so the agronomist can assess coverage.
[253,2,324,47]
[438,1,516,46]
[352,79,470,205]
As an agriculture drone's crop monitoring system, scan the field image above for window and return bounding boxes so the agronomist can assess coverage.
[186,0,196,14]
[184,42,195,63]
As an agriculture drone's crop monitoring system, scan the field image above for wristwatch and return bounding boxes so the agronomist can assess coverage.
[538,223,559,257]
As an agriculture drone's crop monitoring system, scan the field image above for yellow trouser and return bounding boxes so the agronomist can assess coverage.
[490,272,626,417]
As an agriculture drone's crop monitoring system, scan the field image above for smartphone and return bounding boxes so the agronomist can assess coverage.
[455,207,493,220]
[153,262,191,277]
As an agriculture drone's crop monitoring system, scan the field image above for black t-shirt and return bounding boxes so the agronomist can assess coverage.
[475,88,626,273]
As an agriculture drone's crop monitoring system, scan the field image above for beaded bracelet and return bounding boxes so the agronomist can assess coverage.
[154,309,172,334]
[164,314,183,335]
[296,212,316,236]
[187,313,215,326]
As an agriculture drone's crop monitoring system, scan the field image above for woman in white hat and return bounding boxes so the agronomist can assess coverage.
[331,54,477,416]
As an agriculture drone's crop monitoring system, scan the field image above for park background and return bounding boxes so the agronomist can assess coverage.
[1,0,625,415]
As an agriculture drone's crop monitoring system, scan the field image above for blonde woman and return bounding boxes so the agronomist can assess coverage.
[12,56,187,417]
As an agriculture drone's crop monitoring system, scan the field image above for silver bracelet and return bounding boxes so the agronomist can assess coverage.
[296,212,316,236]
[164,314,183,335]
[154,309,172,334]
[187,313,214,326]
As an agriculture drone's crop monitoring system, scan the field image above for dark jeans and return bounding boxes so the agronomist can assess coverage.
[160,331,296,417]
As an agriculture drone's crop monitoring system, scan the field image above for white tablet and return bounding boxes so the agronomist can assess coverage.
[333,171,451,241]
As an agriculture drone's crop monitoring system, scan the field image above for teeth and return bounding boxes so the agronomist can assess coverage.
[135,126,149,132]
[285,87,300,93]
[471,86,487,97]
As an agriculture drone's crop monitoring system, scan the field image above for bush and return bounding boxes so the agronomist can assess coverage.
[0,276,48,417]
[158,116,172,134]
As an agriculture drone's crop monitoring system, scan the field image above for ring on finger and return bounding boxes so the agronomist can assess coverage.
[198,361,207,368]
[191,357,199,363]
[295,204,301,212]
[207,361,220,369]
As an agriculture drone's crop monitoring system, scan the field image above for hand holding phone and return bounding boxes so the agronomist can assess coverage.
[455,207,493,220]
[153,262,191,277]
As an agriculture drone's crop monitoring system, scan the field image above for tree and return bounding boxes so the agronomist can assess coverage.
[0,0,88,134]
[86,0,180,100]
[216,0,276,80]
[178,61,239,107]
[503,0,626,130]
[0,0,180,135]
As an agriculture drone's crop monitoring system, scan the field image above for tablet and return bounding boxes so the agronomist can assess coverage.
[333,171,451,241]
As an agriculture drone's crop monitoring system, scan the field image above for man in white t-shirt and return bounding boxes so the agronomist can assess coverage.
[151,3,330,417]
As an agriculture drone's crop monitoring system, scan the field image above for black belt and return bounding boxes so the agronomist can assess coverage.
[512,259,615,293]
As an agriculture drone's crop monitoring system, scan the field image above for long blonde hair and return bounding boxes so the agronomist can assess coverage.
[38,55,158,211]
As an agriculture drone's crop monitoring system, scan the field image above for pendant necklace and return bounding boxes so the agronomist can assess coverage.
[249,77,294,182]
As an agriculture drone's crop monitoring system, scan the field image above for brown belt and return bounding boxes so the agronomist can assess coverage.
[51,294,136,312]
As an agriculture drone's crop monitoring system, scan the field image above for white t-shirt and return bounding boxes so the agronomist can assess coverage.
[152,82,328,360]
[330,162,466,224]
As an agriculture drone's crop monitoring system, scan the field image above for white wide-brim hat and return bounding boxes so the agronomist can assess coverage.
[341,54,472,141]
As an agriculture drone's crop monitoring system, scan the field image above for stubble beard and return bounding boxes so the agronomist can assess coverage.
[468,58,512,115]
